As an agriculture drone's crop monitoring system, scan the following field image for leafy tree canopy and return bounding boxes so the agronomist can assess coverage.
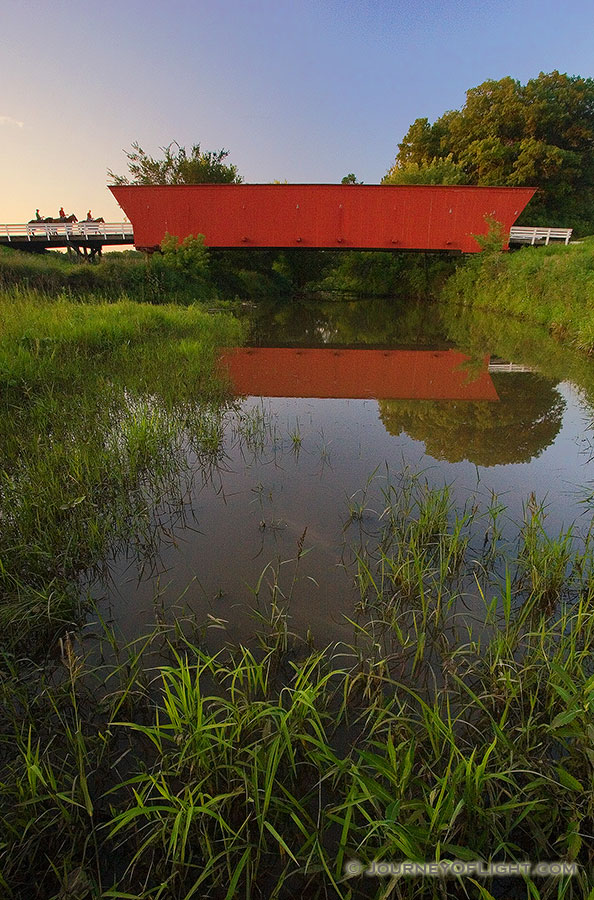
[383,72,594,233]
[341,173,363,184]
[383,154,467,186]
[108,141,243,185]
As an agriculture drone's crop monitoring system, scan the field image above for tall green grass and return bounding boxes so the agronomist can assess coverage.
[1,481,593,898]
[0,248,181,303]
[442,237,594,353]
[0,289,243,645]
[0,244,456,306]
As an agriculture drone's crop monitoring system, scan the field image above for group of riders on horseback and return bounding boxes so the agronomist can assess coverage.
[29,208,105,224]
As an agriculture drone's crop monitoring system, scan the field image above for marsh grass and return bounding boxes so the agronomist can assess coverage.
[0,289,243,646]
[289,419,303,456]
[1,480,594,898]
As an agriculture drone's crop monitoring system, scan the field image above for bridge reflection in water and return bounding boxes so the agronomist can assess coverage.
[220,347,499,402]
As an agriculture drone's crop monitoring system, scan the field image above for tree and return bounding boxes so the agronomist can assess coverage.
[383,154,467,185]
[108,141,243,185]
[384,72,594,233]
[341,173,363,184]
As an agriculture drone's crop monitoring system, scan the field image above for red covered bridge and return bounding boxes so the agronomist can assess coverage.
[110,183,536,253]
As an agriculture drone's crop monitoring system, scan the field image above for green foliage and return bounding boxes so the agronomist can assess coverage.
[0,246,218,305]
[316,251,403,295]
[0,245,296,304]
[383,153,468,185]
[472,215,507,252]
[443,236,594,352]
[210,248,297,296]
[0,289,243,644]
[313,250,456,298]
[108,140,243,185]
[388,71,594,234]
[160,232,210,274]
[2,483,594,896]
[341,173,362,184]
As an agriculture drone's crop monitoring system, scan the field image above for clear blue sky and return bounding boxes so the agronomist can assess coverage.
[1,0,593,222]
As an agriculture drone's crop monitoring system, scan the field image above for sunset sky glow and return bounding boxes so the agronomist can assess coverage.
[1,0,593,223]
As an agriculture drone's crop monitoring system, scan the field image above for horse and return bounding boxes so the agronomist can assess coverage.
[28,215,78,224]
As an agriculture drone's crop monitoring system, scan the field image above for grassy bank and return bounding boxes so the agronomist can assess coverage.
[0,245,456,306]
[1,480,594,898]
[0,246,294,304]
[442,237,594,353]
[0,288,243,646]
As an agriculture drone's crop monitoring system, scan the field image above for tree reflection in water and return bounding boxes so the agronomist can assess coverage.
[379,373,565,466]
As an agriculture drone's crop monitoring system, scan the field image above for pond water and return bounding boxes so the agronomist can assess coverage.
[93,298,594,645]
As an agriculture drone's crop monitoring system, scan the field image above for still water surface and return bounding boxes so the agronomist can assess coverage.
[93,299,594,643]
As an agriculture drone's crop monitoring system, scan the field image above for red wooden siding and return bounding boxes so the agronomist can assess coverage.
[110,184,536,253]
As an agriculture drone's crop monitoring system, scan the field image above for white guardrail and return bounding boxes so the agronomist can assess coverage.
[488,362,536,373]
[509,226,572,245]
[0,222,134,241]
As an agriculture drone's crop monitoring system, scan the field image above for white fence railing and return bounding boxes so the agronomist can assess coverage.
[488,362,536,373]
[509,226,572,246]
[0,222,134,242]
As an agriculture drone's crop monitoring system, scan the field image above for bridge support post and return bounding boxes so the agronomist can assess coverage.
[70,244,102,261]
